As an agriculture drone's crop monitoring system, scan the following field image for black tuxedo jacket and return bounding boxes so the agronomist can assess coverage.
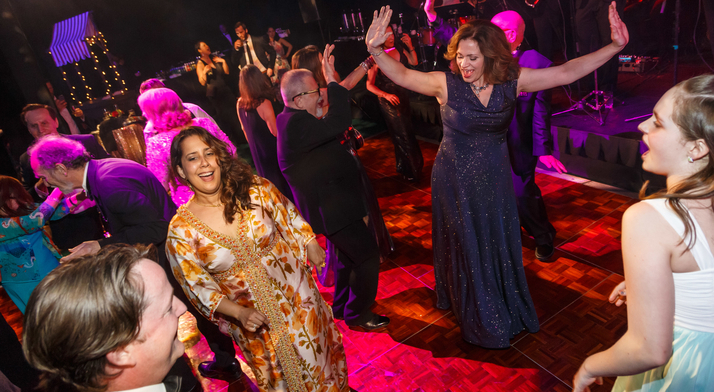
[231,35,276,71]
[277,83,365,235]
[19,134,111,250]
[85,159,177,264]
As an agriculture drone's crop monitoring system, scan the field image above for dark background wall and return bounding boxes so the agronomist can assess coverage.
[0,0,702,176]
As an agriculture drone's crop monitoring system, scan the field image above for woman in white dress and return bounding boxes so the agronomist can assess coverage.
[573,75,714,391]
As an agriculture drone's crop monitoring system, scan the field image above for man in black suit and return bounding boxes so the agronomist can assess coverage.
[28,136,241,387]
[231,22,276,77]
[276,46,389,330]
[19,103,109,250]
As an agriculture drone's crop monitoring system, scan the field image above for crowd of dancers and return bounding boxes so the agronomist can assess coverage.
[1,2,713,391]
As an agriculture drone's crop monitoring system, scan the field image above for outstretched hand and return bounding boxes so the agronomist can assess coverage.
[608,1,629,50]
[322,44,337,84]
[366,6,393,52]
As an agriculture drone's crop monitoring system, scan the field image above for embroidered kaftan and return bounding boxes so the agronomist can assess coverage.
[166,177,348,392]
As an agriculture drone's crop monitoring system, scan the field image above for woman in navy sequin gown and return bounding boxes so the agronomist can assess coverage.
[366,4,628,348]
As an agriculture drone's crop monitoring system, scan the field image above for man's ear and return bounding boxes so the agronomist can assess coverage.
[53,163,68,177]
[106,344,135,368]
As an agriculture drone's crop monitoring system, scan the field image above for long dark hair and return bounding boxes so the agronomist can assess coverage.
[0,175,35,218]
[170,126,255,224]
[238,65,275,110]
[443,19,519,85]
[641,75,714,249]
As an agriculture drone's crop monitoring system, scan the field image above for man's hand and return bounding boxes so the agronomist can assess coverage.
[35,178,49,197]
[322,44,338,85]
[424,0,437,23]
[539,155,567,174]
[55,97,68,112]
[234,39,243,50]
[382,93,400,106]
[61,241,100,263]
[266,68,273,77]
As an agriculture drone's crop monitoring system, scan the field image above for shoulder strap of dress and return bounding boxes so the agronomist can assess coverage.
[641,198,714,269]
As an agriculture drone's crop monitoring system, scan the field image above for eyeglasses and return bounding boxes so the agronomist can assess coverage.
[291,89,320,102]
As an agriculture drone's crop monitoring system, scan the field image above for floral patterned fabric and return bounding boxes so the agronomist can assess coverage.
[166,177,349,392]
[145,117,237,207]
[0,200,71,313]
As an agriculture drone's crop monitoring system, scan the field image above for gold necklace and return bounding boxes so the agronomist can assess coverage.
[193,199,224,207]
[470,82,489,97]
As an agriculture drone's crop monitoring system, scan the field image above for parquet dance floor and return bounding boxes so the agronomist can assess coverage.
[1,133,633,391]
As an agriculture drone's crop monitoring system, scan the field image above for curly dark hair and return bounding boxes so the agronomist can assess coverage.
[443,19,520,85]
[170,126,255,223]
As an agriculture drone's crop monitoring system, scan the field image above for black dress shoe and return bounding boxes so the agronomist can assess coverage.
[197,358,242,382]
[347,314,390,330]
[535,243,555,261]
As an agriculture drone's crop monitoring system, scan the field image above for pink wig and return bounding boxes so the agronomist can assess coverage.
[137,88,192,133]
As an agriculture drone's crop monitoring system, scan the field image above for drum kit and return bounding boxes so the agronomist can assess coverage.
[404,0,479,70]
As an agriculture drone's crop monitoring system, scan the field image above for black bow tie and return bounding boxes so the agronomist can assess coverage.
[162,375,182,392]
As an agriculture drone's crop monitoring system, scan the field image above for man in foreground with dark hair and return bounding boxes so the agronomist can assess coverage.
[28,136,241,384]
[23,244,192,392]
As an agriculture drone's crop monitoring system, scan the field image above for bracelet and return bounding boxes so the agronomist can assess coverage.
[367,47,384,57]
[360,62,370,72]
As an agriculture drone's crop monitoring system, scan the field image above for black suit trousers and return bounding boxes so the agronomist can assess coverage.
[511,156,556,246]
[326,219,381,325]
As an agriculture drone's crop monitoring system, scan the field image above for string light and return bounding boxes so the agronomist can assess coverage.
[74,62,92,101]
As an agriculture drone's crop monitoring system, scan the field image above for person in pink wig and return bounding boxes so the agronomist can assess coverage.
[138,88,236,206]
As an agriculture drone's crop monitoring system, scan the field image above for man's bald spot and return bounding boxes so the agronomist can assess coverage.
[281,69,316,106]
[491,11,525,46]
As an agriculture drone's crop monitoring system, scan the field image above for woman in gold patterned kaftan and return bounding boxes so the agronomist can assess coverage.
[165,126,349,392]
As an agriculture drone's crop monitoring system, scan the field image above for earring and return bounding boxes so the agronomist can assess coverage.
[687,156,694,163]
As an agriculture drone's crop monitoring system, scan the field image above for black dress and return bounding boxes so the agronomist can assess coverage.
[238,99,293,201]
[200,58,243,145]
[432,73,539,348]
[375,49,424,181]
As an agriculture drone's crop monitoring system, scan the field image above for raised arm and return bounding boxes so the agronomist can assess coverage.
[366,6,447,103]
[572,202,675,392]
[0,188,67,241]
[518,2,628,94]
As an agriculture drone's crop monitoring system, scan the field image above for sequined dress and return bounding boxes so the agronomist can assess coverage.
[432,73,539,348]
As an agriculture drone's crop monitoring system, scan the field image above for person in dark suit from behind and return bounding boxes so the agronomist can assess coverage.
[23,244,192,392]
[231,22,276,78]
[276,45,389,330]
[18,104,108,251]
[27,136,241,386]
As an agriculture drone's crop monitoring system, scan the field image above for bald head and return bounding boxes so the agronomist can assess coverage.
[491,11,525,51]
[280,69,317,108]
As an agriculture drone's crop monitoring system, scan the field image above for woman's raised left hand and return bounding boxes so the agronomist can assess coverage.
[608,1,629,50]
